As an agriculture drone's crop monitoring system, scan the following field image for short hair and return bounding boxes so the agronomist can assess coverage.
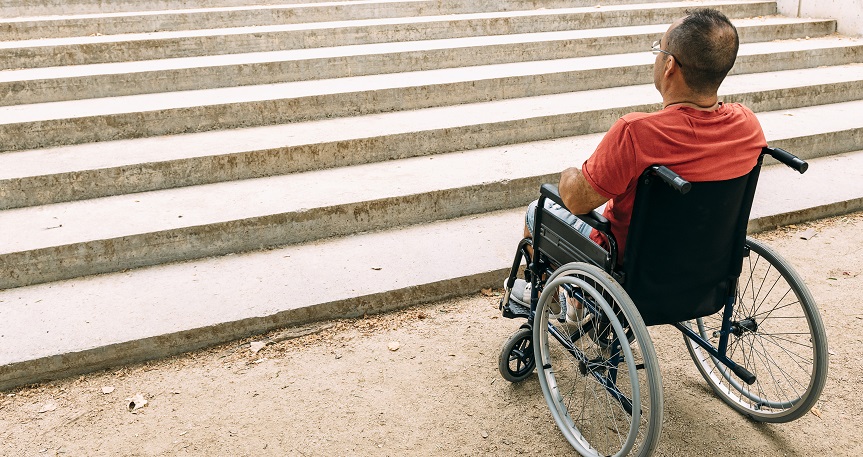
[666,9,739,94]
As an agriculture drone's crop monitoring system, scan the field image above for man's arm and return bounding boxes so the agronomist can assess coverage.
[559,166,608,215]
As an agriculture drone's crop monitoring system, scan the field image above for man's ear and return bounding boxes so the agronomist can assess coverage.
[664,56,677,78]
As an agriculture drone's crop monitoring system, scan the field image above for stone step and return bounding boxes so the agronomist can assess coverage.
[0,0,683,40]
[2,42,858,154]
[2,29,858,107]
[2,61,863,212]
[2,91,862,289]
[0,0,671,18]
[0,2,792,70]
[1,148,860,390]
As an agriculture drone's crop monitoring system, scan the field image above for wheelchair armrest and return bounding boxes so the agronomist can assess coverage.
[539,184,611,233]
[578,210,611,233]
[539,183,566,206]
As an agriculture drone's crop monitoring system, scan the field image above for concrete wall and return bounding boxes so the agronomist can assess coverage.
[776,0,863,36]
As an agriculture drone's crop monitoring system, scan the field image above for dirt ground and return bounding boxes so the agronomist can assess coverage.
[2,212,862,457]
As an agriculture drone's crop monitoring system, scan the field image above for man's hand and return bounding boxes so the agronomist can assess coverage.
[559,167,609,215]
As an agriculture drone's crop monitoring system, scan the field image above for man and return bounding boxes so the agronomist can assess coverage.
[514,9,767,313]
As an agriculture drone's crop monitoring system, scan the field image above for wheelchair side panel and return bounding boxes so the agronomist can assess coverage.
[535,206,610,271]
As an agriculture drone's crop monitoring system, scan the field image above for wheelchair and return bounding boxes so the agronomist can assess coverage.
[497,147,828,457]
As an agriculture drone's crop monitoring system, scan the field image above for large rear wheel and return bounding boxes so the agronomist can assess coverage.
[685,237,828,422]
[535,263,663,457]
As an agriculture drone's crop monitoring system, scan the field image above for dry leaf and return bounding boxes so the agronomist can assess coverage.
[127,393,148,412]
[481,288,494,297]
[798,229,817,240]
[38,401,57,413]
[249,341,267,354]
[387,341,400,351]
[811,407,823,418]
[101,386,115,394]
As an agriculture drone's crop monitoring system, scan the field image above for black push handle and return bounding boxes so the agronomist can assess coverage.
[539,184,611,233]
[651,165,691,194]
[765,147,808,174]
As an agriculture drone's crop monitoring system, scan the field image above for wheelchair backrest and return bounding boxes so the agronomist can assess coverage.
[623,158,763,326]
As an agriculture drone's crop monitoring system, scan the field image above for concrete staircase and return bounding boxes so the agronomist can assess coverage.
[2,0,862,390]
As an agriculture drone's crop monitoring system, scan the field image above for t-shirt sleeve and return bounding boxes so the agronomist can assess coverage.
[581,118,639,199]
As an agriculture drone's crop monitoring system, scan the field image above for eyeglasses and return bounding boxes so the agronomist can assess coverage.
[651,40,683,67]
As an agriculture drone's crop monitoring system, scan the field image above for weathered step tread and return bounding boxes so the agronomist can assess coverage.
[2,0,513,22]
[750,151,863,230]
[2,26,854,109]
[2,0,422,22]
[3,91,863,256]
[0,0,774,49]
[1,63,862,215]
[2,90,863,184]
[0,0,673,18]
[2,33,858,89]
[0,208,526,380]
[1,149,861,387]
[3,56,863,126]
[0,133,600,254]
[0,14,832,72]
[759,100,863,142]
[0,0,686,40]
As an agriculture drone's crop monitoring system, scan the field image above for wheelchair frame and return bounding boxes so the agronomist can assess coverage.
[497,147,828,457]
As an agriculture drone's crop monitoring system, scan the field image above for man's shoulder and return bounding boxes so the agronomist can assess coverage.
[619,111,656,124]
[718,102,757,116]
[618,108,682,126]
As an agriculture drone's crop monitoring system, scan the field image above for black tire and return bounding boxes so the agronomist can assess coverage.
[535,263,663,457]
[498,327,535,382]
[685,237,828,423]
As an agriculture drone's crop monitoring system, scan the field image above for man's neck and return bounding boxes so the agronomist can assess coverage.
[662,92,720,111]
[663,100,720,111]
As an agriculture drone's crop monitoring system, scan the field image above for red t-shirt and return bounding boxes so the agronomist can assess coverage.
[582,102,767,262]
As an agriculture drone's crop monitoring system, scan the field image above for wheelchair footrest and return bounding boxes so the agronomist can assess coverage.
[501,298,530,320]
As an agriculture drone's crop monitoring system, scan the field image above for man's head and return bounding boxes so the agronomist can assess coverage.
[654,9,739,96]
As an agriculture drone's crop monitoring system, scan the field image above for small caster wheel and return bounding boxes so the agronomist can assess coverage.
[498,327,535,382]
